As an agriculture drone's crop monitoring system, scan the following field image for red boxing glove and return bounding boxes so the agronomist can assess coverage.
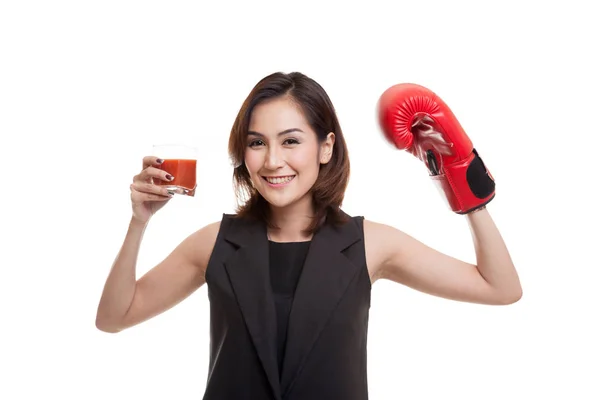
[377,83,495,214]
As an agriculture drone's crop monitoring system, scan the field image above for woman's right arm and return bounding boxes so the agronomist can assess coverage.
[95,219,220,333]
[95,155,220,333]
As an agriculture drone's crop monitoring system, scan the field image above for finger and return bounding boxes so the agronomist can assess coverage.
[130,186,173,203]
[132,192,173,203]
[134,166,174,183]
[142,156,164,170]
[130,182,175,197]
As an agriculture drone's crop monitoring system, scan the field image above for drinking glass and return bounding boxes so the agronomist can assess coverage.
[152,144,198,196]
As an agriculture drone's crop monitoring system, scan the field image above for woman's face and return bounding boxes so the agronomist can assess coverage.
[244,96,334,211]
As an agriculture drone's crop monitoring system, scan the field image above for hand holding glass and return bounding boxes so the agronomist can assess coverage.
[152,144,198,196]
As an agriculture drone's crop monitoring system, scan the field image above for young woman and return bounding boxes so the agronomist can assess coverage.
[96,72,522,400]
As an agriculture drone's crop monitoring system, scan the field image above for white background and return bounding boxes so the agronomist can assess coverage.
[1,1,598,399]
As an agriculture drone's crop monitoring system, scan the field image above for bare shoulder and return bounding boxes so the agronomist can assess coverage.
[362,218,506,304]
[183,220,222,276]
[138,219,222,290]
[362,219,402,284]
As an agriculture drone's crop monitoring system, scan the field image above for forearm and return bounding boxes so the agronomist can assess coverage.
[467,207,522,303]
[96,217,148,331]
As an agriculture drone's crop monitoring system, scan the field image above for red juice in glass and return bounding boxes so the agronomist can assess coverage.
[153,144,198,196]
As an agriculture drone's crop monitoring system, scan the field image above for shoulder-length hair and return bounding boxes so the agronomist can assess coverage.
[228,71,351,234]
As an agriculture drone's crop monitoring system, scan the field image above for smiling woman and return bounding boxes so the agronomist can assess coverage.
[228,72,351,239]
[96,71,522,400]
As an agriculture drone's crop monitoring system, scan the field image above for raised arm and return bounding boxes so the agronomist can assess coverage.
[371,83,522,304]
[95,155,220,333]
[365,210,521,305]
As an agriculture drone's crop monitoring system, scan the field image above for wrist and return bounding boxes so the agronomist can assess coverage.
[130,215,149,230]
[465,205,490,221]
[468,205,487,214]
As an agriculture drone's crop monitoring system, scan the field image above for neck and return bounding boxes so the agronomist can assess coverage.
[267,196,314,242]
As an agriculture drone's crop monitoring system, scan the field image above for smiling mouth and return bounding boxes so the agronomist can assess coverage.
[263,175,295,185]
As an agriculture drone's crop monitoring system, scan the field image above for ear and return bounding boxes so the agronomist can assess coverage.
[319,132,335,164]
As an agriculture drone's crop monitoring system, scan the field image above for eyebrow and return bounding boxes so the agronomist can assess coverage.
[247,128,305,137]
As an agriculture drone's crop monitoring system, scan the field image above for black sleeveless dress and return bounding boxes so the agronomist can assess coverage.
[203,213,371,400]
[268,240,311,376]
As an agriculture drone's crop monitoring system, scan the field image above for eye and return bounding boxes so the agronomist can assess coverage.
[248,139,265,148]
[283,138,300,145]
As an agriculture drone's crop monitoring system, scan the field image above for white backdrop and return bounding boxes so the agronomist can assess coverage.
[1,1,598,399]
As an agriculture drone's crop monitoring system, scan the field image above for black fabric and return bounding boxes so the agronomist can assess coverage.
[268,240,311,376]
[467,148,496,198]
[203,212,371,400]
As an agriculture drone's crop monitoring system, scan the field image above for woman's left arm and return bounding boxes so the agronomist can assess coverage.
[365,207,522,305]
[465,207,522,303]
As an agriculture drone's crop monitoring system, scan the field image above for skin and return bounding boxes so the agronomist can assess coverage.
[244,96,335,242]
[95,96,522,333]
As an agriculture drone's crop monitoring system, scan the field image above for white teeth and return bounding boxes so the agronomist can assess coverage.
[265,176,294,184]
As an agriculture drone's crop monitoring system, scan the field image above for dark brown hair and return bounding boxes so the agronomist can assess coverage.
[228,71,351,234]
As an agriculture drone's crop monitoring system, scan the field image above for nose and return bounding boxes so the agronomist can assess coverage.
[264,146,285,170]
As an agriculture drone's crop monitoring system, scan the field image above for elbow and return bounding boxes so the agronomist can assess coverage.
[497,288,523,305]
[95,314,124,334]
[95,320,120,334]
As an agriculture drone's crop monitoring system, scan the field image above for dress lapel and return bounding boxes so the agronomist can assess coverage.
[279,215,363,396]
[223,216,282,400]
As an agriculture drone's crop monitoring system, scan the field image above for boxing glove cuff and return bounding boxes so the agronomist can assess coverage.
[431,149,495,214]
